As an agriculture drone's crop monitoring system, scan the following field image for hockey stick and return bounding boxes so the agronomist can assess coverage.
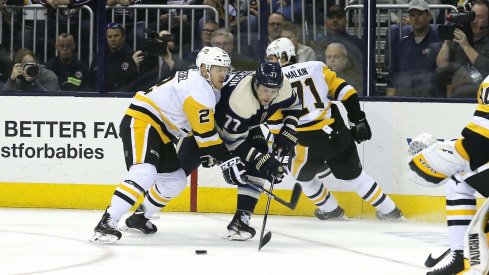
[245,180,302,210]
[258,174,276,251]
[425,248,451,268]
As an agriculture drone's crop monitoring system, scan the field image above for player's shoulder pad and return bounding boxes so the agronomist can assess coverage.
[177,69,217,107]
[274,76,295,103]
[228,75,260,119]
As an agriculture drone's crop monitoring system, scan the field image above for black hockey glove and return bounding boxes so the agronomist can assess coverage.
[350,118,372,144]
[254,152,285,184]
[248,127,269,153]
[272,125,297,156]
[219,154,246,185]
[200,155,216,168]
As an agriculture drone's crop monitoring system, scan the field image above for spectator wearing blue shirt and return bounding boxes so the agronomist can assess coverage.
[386,0,442,97]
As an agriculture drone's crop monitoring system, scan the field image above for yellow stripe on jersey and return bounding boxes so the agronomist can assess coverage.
[412,154,448,179]
[446,209,477,216]
[297,118,335,132]
[134,93,178,131]
[182,96,223,148]
[340,87,356,101]
[466,123,489,139]
[133,119,149,164]
[322,66,346,98]
[126,109,171,143]
[455,139,470,161]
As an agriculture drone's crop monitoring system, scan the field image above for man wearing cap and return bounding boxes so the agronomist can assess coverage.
[311,4,363,73]
[386,0,442,96]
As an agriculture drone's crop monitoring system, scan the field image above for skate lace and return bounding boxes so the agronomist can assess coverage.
[107,216,119,229]
[240,214,251,225]
[433,251,459,272]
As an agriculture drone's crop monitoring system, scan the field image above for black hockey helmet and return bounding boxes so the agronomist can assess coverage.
[254,61,283,89]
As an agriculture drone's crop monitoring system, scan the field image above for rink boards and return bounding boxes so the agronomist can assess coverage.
[0,96,482,220]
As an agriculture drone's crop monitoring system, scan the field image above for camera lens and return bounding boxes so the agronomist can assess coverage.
[24,64,39,78]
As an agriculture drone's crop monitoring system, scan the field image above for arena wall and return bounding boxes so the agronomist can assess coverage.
[0,96,483,221]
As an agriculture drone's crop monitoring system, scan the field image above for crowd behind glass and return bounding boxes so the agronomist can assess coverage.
[0,0,484,98]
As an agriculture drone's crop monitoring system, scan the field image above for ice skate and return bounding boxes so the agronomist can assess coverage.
[376,207,407,222]
[314,206,349,221]
[226,210,256,241]
[426,250,464,275]
[90,210,122,244]
[120,206,157,235]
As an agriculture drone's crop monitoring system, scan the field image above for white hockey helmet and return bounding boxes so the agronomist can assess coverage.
[266,38,296,66]
[196,46,231,71]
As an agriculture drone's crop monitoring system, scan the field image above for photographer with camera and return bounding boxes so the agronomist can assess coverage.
[2,48,59,92]
[436,0,489,97]
[133,29,187,91]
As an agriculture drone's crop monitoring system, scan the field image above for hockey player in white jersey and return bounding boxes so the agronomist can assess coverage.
[90,47,248,243]
[266,38,405,221]
[407,76,489,275]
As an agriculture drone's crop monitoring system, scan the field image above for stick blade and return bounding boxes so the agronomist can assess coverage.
[258,231,272,251]
[288,183,302,210]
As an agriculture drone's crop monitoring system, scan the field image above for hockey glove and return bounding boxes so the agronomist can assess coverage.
[248,127,269,153]
[272,125,297,156]
[254,152,285,184]
[200,155,216,168]
[219,154,246,185]
[350,118,372,144]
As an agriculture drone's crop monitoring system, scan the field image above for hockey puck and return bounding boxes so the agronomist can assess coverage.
[195,250,207,255]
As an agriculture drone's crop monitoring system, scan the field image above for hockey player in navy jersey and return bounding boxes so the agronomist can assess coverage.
[265,38,405,222]
[90,47,247,243]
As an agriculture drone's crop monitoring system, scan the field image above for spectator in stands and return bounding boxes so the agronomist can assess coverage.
[386,0,442,97]
[436,0,489,97]
[268,0,302,22]
[201,0,258,33]
[268,12,285,44]
[325,42,363,94]
[38,0,95,61]
[182,20,219,67]
[280,22,316,62]
[46,33,89,91]
[92,23,143,92]
[2,48,60,91]
[211,28,257,71]
[134,30,187,91]
[311,4,363,71]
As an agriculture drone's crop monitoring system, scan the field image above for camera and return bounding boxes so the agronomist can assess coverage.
[19,63,39,78]
[438,2,475,40]
[143,28,177,58]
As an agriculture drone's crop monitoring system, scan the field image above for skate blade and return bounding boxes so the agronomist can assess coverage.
[225,230,252,241]
[89,232,120,244]
[119,225,156,235]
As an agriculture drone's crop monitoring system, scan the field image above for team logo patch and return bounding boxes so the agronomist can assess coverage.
[121,62,129,71]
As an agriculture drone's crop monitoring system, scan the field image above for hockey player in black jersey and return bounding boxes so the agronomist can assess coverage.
[265,38,405,222]
[122,61,302,240]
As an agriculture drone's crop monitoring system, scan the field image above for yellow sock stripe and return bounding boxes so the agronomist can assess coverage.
[150,186,171,204]
[118,183,141,199]
[446,209,477,216]
[412,154,448,179]
[311,189,329,204]
[366,188,383,205]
